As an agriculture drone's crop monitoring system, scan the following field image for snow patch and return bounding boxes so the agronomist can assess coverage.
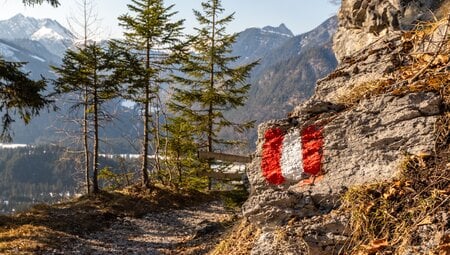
[0,143,28,149]
[261,29,293,37]
[31,55,45,62]
[31,26,65,41]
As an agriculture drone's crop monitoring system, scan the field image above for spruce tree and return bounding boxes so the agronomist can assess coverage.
[118,0,184,188]
[164,116,201,189]
[170,0,258,188]
[64,0,102,195]
[0,58,50,142]
[53,43,118,193]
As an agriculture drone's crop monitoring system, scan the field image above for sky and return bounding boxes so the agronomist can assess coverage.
[0,0,339,39]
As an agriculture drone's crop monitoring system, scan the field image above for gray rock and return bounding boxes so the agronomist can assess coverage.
[244,92,442,253]
[242,1,449,253]
[333,0,450,61]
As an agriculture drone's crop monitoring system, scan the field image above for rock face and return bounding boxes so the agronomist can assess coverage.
[241,0,450,254]
[333,0,450,61]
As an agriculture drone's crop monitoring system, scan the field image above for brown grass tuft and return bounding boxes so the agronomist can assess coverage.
[210,219,261,255]
[341,154,450,254]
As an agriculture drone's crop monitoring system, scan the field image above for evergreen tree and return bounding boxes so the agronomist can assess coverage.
[53,44,118,193]
[0,58,50,142]
[117,0,184,188]
[164,116,202,189]
[170,0,258,188]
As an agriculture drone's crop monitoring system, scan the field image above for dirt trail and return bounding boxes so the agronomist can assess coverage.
[46,201,235,255]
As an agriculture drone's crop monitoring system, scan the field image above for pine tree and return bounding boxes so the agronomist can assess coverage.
[170,0,258,188]
[117,0,184,188]
[0,58,50,142]
[53,43,118,193]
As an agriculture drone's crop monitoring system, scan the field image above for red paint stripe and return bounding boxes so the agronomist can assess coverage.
[261,128,285,185]
[301,125,324,175]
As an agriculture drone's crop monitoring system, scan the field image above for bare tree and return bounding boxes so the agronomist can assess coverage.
[60,0,102,194]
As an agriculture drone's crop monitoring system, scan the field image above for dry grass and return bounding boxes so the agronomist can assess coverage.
[335,16,450,107]
[0,185,220,254]
[335,79,394,106]
[341,154,450,254]
[210,219,261,255]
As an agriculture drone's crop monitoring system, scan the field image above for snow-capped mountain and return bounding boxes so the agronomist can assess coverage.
[0,14,74,57]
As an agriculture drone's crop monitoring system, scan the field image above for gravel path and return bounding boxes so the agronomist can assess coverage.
[47,201,235,255]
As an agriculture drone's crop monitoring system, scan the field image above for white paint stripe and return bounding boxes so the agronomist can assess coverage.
[280,130,304,182]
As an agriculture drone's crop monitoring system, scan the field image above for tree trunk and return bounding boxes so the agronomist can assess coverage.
[83,86,90,194]
[140,40,151,188]
[207,2,217,191]
[92,46,99,193]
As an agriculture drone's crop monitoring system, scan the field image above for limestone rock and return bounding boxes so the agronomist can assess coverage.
[333,0,450,61]
[241,1,449,253]
[244,91,441,222]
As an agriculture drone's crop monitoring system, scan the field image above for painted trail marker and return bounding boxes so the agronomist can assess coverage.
[261,125,324,185]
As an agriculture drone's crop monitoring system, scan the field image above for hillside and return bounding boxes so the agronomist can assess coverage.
[215,0,450,254]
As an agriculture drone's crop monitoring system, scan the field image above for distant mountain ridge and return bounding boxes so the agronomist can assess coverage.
[0,14,338,152]
[232,23,294,66]
[0,38,58,80]
[261,23,294,37]
[228,16,338,149]
[0,14,74,58]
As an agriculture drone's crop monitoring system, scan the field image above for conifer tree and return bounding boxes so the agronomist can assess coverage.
[0,59,49,142]
[164,116,200,189]
[118,0,184,188]
[170,0,258,188]
[53,43,118,193]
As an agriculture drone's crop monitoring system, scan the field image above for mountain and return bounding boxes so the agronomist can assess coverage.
[232,23,294,65]
[0,14,71,80]
[228,16,338,148]
[0,14,337,153]
[0,15,140,152]
[0,14,74,57]
[0,39,60,80]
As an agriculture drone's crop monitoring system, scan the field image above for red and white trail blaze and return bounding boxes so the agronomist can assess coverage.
[261,125,324,185]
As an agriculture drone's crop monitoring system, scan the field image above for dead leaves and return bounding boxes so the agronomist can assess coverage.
[438,234,450,255]
[357,239,389,255]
